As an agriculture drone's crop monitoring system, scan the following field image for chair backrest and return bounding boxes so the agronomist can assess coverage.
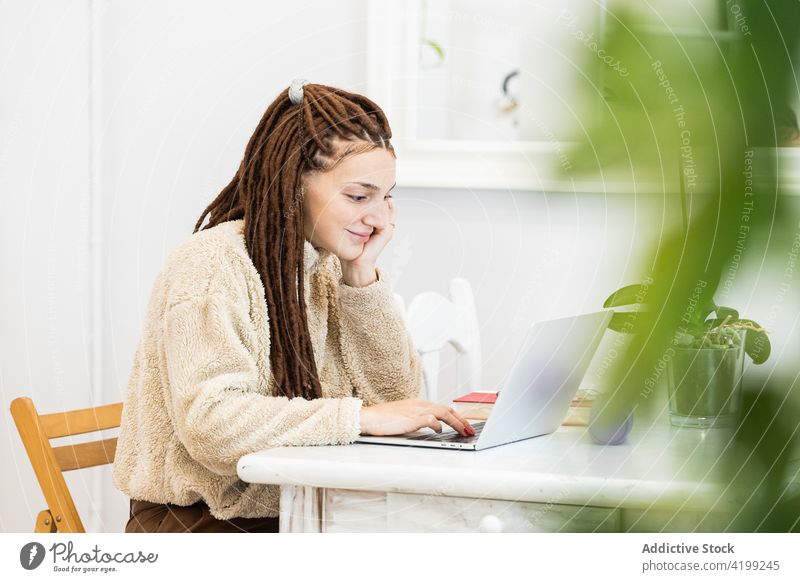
[394,278,481,403]
[10,397,123,533]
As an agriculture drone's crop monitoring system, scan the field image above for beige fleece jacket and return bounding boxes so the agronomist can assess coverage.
[112,219,422,520]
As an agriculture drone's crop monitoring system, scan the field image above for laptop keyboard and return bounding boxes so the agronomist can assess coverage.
[406,421,486,442]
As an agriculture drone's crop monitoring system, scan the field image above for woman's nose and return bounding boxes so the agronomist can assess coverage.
[360,200,389,228]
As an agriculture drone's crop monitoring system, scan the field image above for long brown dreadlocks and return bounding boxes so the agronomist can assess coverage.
[193,83,395,400]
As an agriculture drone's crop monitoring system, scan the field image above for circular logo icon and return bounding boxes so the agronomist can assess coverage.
[20,542,46,570]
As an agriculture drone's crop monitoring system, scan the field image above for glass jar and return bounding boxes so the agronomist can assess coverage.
[666,329,746,428]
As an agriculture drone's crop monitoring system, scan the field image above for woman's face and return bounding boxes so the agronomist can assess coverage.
[302,147,396,262]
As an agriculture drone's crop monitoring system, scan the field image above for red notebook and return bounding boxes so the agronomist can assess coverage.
[452,391,499,404]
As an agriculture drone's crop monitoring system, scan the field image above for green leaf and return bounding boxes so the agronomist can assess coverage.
[745,332,771,364]
[715,306,739,321]
[698,299,718,324]
[607,311,640,333]
[703,318,727,329]
[603,284,648,308]
[739,319,771,365]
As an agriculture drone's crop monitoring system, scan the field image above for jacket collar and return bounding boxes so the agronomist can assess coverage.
[303,239,325,274]
[230,219,326,275]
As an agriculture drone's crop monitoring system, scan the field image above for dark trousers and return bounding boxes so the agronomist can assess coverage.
[126,498,280,533]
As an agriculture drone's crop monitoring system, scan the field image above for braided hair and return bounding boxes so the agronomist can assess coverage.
[193,84,395,400]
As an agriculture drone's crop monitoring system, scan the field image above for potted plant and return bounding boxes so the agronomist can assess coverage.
[602,284,770,428]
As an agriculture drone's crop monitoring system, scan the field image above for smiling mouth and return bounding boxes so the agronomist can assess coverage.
[346,229,371,240]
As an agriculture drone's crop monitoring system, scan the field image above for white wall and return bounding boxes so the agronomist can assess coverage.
[1,0,373,534]
[1,0,94,534]
[2,0,798,534]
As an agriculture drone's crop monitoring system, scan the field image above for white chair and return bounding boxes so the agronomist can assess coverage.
[393,278,482,403]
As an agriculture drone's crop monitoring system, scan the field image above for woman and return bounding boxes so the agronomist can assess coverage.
[113,80,475,533]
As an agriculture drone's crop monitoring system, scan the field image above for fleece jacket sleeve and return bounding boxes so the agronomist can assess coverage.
[336,267,423,403]
[162,291,363,477]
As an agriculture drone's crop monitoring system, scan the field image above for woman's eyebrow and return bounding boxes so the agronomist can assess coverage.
[343,181,397,194]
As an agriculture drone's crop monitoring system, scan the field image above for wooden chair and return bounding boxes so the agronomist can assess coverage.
[393,278,482,403]
[10,397,123,533]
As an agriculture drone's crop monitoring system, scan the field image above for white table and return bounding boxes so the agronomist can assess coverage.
[237,412,744,532]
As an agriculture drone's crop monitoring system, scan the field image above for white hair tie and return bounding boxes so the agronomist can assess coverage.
[288,78,310,105]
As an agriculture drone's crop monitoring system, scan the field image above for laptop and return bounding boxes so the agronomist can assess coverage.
[355,310,612,451]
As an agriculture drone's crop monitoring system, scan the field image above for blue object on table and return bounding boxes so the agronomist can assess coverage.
[588,402,634,445]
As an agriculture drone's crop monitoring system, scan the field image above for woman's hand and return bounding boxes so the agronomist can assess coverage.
[340,198,396,287]
[359,398,476,437]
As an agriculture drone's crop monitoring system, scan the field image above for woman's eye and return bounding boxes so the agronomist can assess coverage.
[348,195,368,202]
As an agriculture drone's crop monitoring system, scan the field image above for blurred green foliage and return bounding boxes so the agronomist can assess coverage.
[562,0,800,531]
